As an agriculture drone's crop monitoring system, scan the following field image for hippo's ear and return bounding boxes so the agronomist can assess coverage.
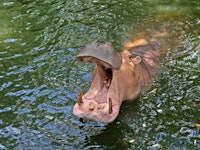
[132,56,141,64]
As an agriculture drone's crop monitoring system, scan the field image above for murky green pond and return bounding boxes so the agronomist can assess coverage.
[0,0,199,149]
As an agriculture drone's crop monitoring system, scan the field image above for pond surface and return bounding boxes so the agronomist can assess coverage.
[0,0,200,149]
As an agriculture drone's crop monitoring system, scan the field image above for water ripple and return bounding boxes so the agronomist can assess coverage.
[3,38,18,43]
[0,81,12,92]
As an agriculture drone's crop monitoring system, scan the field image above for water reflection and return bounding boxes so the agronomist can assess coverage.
[0,0,200,149]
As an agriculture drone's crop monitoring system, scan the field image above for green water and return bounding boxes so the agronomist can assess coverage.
[0,0,199,149]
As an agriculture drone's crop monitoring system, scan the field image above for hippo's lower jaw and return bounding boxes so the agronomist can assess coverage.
[73,64,121,123]
[73,98,120,123]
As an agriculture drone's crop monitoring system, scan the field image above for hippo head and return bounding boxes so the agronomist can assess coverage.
[73,40,159,123]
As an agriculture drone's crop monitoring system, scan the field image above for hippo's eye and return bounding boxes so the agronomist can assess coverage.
[129,55,133,59]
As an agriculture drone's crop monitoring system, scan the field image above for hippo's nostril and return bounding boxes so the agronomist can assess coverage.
[108,98,112,114]
[77,90,83,106]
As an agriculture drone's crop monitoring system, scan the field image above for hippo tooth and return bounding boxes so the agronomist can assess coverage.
[97,104,105,109]
[106,79,111,88]
[77,89,83,106]
[103,78,111,89]
[108,97,112,114]
[88,102,96,110]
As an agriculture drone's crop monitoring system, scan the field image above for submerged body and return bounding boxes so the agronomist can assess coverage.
[73,30,168,123]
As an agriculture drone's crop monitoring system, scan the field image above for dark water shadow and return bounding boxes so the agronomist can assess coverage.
[82,99,141,149]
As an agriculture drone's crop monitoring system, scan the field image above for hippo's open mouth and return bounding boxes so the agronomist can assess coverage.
[73,41,122,123]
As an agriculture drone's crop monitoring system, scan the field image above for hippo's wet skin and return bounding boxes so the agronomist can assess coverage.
[73,38,161,123]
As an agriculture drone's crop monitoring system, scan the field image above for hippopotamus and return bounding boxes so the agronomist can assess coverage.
[73,35,164,123]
